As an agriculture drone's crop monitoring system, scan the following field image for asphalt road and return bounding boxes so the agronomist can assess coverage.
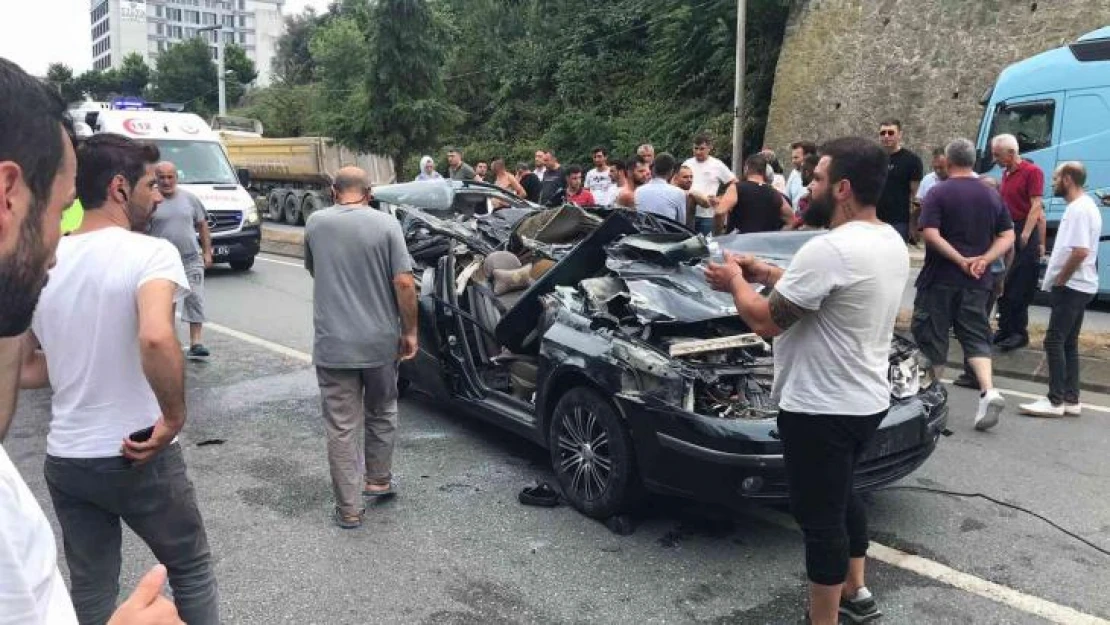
[6,254,1110,624]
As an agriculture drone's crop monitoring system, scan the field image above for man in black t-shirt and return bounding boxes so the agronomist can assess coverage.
[714,154,792,234]
[876,119,923,242]
[539,151,567,206]
[515,163,542,203]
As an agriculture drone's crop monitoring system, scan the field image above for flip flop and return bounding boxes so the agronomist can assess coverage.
[363,482,397,498]
[333,508,363,529]
[519,482,560,507]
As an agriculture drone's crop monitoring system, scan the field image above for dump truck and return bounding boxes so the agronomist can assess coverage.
[214,116,396,225]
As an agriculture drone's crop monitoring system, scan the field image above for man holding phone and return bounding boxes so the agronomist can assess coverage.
[20,133,219,624]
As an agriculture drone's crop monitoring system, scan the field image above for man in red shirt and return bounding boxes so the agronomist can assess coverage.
[992,133,1046,351]
[564,165,596,206]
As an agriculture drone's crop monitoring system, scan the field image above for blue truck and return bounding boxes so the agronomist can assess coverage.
[975,26,1110,296]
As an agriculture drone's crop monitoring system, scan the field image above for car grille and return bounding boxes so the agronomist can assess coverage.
[207,210,242,233]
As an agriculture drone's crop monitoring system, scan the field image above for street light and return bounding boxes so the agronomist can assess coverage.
[196,24,227,116]
[731,0,747,176]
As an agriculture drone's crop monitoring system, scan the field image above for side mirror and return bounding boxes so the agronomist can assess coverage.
[237,168,251,188]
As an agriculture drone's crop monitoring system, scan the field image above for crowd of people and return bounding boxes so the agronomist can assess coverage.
[1,47,1104,625]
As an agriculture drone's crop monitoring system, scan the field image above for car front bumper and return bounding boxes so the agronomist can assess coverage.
[211,226,261,263]
[617,383,949,504]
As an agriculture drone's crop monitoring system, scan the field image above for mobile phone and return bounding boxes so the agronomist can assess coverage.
[129,425,155,443]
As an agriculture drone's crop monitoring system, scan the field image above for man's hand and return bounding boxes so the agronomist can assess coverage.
[120,418,179,465]
[1020,231,1031,250]
[704,260,744,293]
[724,251,775,285]
[963,256,988,279]
[397,333,418,361]
[203,251,213,269]
[1038,244,1046,259]
[107,565,184,625]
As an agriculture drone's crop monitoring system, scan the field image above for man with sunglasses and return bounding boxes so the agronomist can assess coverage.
[876,119,924,243]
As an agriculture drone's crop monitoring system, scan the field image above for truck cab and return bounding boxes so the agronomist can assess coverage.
[975,27,1110,295]
[69,99,262,271]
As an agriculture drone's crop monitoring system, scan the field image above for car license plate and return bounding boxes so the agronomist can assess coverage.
[860,421,922,462]
[214,245,230,256]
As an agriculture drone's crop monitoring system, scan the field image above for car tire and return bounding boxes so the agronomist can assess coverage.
[283,192,303,225]
[229,257,255,271]
[267,190,285,221]
[548,386,641,519]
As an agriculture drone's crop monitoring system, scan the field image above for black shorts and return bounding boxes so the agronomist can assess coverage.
[911,284,993,367]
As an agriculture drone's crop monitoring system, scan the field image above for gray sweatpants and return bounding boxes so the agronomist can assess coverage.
[316,364,399,516]
[44,444,219,625]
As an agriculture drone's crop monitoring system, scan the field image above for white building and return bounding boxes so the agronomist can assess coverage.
[90,0,285,86]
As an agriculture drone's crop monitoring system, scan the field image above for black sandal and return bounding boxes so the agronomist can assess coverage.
[519,482,560,507]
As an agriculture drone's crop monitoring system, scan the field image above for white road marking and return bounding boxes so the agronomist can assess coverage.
[205,322,311,364]
[205,321,1110,624]
[942,378,1110,414]
[746,507,1110,625]
[255,255,305,269]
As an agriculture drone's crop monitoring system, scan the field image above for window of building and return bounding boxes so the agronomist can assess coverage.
[171,25,183,38]
[157,23,165,35]
[184,10,200,24]
[203,12,216,25]
[222,15,234,28]
[155,5,164,17]
[210,47,219,60]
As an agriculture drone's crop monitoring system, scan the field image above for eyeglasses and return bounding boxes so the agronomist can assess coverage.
[879,130,897,137]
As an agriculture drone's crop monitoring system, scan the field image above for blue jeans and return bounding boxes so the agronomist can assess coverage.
[694,217,715,236]
[45,444,219,625]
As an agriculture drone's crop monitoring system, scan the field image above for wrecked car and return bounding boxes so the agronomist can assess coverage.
[391,203,950,520]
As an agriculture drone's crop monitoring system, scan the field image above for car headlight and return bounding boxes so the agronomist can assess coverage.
[889,351,922,399]
[245,206,261,225]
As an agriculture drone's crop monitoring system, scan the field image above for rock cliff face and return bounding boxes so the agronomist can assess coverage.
[763,0,1110,164]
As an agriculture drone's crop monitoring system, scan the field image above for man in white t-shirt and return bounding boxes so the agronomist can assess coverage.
[22,134,217,624]
[0,60,182,625]
[1021,162,1102,418]
[785,140,817,209]
[584,146,617,206]
[682,134,737,235]
[705,137,907,625]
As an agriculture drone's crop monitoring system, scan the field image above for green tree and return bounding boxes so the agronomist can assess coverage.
[46,63,83,103]
[117,53,152,96]
[75,68,122,101]
[274,9,321,84]
[361,0,463,176]
[223,43,258,107]
[152,37,219,115]
[233,82,319,137]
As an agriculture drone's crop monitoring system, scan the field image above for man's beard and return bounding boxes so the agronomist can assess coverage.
[126,198,154,232]
[804,187,835,228]
[1053,183,1068,198]
[0,202,51,337]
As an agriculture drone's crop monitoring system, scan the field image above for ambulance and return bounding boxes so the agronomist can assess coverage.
[68,98,262,271]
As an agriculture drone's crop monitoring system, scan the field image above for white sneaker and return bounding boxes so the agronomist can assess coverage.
[1019,398,1065,418]
[974,389,1005,431]
[1064,403,1082,416]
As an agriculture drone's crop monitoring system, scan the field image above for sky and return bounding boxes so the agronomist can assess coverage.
[0,0,331,77]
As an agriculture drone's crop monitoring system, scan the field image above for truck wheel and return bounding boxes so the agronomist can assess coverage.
[283,192,303,225]
[548,386,641,520]
[229,257,255,271]
[267,190,285,221]
[301,192,325,222]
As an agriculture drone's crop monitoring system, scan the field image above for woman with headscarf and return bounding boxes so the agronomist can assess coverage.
[415,156,443,181]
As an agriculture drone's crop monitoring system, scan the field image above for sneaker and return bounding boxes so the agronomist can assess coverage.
[1064,403,1082,416]
[1019,397,1065,418]
[974,389,1005,431]
[839,587,882,623]
[187,344,210,359]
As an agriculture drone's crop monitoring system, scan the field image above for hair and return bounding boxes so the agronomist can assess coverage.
[591,146,607,157]
[565,164,584,177]
[991,134,1019,154]
[743,153,768,177]
[0,58,73,221]
[476,160,488,166]
[515,162,530,173]
[693,133,712,147]
[446,147,462,156]
[819,136,890,207]
[879,118,903,131]
[76,134,160,210]
[611,159,627,174]
[652,153,676,178]
[637,143,654,155]
[930,147,946,159]
[633,155,651,169]
[1056,161,1087,188]
[944,138,976,169]
[801,153,821,185]
[790,140,817,156]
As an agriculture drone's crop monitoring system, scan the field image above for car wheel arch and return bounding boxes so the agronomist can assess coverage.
[539,366,628,447]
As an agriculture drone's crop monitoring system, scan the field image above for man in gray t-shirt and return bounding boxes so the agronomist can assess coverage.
[150,161,213,359]
[304,166,418,529]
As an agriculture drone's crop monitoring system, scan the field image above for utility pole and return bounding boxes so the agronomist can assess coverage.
[197,24,227,116]
[731,0,746,175]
